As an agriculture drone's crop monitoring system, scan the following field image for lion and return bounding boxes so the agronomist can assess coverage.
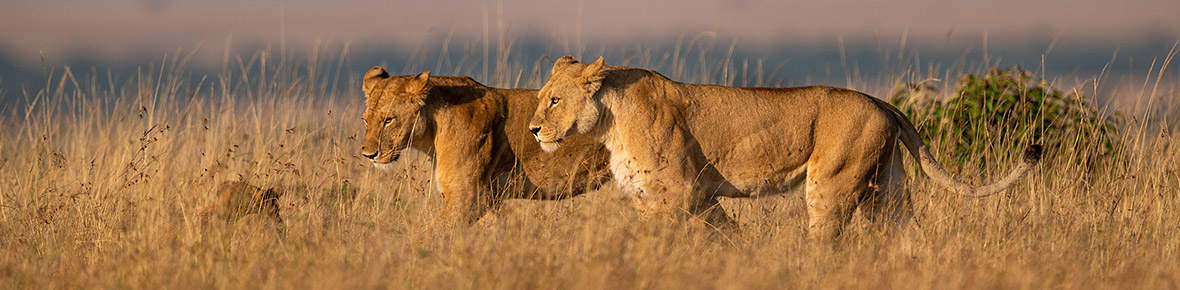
[360,67,610,226]
[527,56,1042,240]
[202,180,285,231]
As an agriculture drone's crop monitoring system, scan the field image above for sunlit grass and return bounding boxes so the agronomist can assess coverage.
[1,34,1178,289]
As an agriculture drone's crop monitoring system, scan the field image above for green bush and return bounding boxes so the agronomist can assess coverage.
[889,66,1121,168]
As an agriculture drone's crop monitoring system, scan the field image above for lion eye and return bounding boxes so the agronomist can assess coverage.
[550,97,561,106]
[384,117,394,125]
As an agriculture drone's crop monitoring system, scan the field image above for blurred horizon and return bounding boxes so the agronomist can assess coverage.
[2,0,1179,102]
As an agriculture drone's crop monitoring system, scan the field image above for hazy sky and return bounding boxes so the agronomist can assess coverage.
[1,0,1178,89]
[4,0,1178,57]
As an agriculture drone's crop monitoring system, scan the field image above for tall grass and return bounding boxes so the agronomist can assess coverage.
[1,32,1179,289]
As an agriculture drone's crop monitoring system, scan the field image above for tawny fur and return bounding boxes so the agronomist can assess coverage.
[203,181,285,227]
[528,56,1042,240]
[360,68,611,226]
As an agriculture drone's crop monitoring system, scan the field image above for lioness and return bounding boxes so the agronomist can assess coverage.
[528,56,1042,240]
[360,67,610,225]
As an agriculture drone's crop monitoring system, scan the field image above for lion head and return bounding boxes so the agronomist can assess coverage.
[527,56,607,152]
[360,67,431,165]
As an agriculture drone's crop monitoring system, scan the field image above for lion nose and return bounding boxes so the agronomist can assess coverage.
[528,126,542,137]
[361,146,378,159]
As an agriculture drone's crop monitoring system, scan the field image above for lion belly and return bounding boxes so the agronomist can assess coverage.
[695,120,814,197]
[714,163,809,197]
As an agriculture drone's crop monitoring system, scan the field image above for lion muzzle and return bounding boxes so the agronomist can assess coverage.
[361,148,378,159]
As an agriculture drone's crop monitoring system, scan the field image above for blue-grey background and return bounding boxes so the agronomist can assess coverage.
[2,0,1178,105]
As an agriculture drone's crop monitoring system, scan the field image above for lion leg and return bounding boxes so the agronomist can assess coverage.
[435,166,498,227]
[627,178,712,227]
[688,197,738,232]
[627,180,677,223]
[859,145,913,229]
[437,189,502,226]
[436,189,481,226]
[432,126,502,227]
[804,183,861,242]
[805,160,875,242]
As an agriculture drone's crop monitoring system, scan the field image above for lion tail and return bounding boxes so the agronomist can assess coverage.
[874,98,1042,197]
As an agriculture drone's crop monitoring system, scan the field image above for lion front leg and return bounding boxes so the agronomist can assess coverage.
[434,166,499,228]
[431,124,502,228]
[624,180,671,223]
[626,177,735,232]
[688,197,738,232]
[436,189,487,227]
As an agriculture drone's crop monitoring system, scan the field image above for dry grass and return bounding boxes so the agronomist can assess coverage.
[1,39,1179,289]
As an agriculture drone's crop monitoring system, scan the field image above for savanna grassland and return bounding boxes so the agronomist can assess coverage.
[1,37,1179,289]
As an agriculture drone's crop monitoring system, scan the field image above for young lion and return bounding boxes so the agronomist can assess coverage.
[202,180,285,230]
[360,67,610,226]
[527,56,1042,240]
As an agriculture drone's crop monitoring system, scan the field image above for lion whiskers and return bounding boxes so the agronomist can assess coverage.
[372,161,397,171]
[539,142,561,153]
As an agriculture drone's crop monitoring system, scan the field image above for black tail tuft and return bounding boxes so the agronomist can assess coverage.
[1023,144,1044,164]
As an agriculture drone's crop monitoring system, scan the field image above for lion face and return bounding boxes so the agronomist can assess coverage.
[528,56,606,152]
[360,67,431,165]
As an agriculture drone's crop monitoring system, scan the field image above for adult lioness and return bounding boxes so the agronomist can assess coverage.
[361,67,610,225]
[527,56,1042,240]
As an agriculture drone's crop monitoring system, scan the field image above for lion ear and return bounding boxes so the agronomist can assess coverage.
[584,56,606,76]
[552,55,578,74]
[363,66,389,94]
[405,71,431,93]
[582,56,606,92]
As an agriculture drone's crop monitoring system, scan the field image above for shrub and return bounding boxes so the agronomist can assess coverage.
[889,66,1121,168]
